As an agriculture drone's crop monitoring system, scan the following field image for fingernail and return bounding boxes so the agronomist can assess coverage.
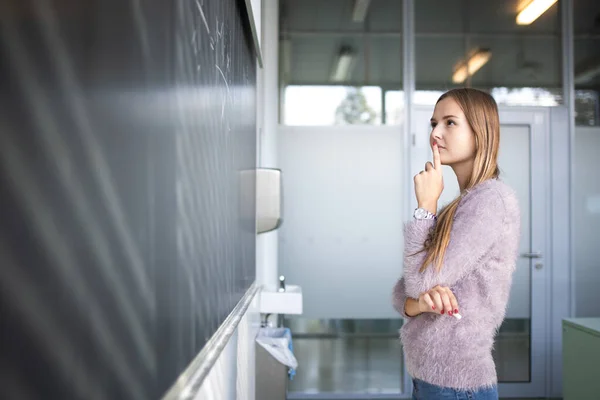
[448,310,453,316]
[440,309,445,314]
[454,309,459,314]
[433,141,437,146]
[432,305,436,310]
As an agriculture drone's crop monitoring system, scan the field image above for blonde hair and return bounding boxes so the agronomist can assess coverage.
[419,88,501,273]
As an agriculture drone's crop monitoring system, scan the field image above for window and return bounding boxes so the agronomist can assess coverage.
[279,0,403,125]
[283,85,382,126]
[574,1,600,127]
[414,0,563,107]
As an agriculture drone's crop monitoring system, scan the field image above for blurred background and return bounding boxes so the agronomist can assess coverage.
[0,0,598,399]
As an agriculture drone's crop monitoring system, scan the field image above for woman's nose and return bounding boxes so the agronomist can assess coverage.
[431,128,442,141]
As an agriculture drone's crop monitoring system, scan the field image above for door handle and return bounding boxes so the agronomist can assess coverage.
[521,252,543,259]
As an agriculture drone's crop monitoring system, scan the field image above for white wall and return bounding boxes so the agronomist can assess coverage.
[256,0,279,289]
[574,126,600,317]
[194,296,261,400]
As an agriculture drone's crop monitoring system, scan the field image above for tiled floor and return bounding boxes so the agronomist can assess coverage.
[291,337,404,394]
[287,318,531,396]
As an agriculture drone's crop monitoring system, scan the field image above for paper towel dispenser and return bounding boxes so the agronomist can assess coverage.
[256,168,282,234]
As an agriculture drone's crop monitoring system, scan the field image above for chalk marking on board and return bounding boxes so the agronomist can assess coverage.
[191,30,198,56]
[216,65,229,119]
[196,0,210,34]
[216,65,229,92]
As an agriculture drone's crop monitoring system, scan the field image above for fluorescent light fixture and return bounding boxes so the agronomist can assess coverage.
[452,49,492,84]
[330,47,355,82]
[574,59,600,85]
[352,0,371,22]
[516,0,558,25]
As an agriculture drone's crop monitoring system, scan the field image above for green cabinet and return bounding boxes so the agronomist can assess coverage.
[563,318,600,400]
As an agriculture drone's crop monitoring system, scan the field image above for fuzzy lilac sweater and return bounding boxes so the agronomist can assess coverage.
[392,178,520,390]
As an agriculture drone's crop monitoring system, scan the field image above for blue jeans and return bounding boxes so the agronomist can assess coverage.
[412,378,498,400]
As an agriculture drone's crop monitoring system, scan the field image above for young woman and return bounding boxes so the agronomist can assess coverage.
[392,88,521,400]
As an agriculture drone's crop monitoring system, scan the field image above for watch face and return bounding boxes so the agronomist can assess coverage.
[415,208,427,219]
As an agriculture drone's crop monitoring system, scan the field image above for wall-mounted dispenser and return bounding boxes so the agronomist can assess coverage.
[256,168,282,234]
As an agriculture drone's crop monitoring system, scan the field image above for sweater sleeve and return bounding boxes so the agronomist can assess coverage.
[392,278,411,319]
[403,218,437,272]
[403,188,508,298]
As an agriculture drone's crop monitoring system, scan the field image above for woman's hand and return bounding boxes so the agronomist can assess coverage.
[414,142,444,214]
[418,285,459,316]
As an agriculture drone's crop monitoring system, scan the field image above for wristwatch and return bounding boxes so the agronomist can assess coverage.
[413,207,437,220]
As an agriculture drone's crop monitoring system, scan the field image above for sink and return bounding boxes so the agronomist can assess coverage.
[259,284,303,315]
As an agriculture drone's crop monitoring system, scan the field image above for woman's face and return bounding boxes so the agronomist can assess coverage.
[429,97,477,167]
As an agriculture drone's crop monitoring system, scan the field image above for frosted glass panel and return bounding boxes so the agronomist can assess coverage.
[278,126,404,319]
[438,125,531,319]
[574,127,600,317]
[498,126,531,319]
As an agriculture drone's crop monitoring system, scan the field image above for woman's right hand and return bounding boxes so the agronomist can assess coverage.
[418,285,459,316]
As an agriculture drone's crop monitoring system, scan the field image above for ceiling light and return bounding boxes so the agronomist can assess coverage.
[516,0,558,25]
[352,0,371,22]
[330,47,355,82]
[452,49,492,84]
[575,58,600,85]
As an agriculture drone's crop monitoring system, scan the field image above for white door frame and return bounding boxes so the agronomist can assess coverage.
[409,105,552,398]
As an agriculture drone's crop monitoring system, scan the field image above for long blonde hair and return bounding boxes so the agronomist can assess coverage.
[419,88,501,273]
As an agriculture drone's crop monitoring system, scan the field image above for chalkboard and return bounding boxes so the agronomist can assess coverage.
[0,0,256,398]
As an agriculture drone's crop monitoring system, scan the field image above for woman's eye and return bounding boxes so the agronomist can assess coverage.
[430,122,437,129]
[447,120,455,126]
